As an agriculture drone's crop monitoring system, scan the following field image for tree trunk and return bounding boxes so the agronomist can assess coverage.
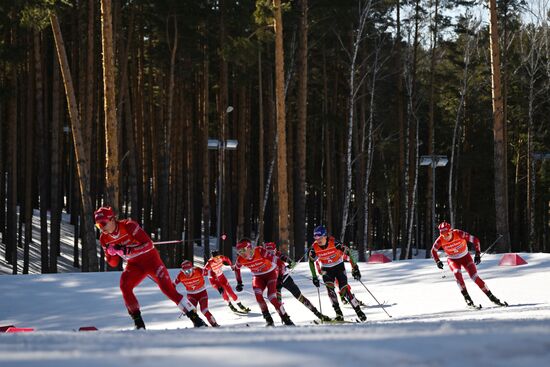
[294,0,308,259]
[50,51,62,274]
[51,12,98,271]
[34,31,50,273]
[488,0,511,252]
[273,0,290,245]
[100,0,120,210]
[256,48,265,245]
[6,39,18,272]
[201,33,211,257]
[24,45,35,274]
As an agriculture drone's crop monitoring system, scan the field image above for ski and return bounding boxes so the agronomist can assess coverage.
[468,304,483,310]
[313,319,357,325]
[231,309,249,316]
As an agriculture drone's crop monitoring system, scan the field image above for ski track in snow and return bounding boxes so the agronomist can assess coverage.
[1,250,550,366]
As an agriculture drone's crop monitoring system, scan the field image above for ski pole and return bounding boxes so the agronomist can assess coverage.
[282,252,308,283]
[480,234,504,259]
[316,286,323,317]
[357,279,392,319]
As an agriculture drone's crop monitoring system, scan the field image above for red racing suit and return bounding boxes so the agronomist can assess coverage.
[99,219,193,315]
[174,267,217,326]
[234,247,287,316]
[203,255,238,302]
[431,229,488,292]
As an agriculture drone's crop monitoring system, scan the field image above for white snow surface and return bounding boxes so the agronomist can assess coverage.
[1,252,550,366]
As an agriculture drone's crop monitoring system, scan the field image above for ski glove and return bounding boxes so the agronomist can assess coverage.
[106,245,124,257]
[474,252,481,265]
[352,266,361,281]
[236,283,243,292]
[436,260,444,269]
[312,277,320,288]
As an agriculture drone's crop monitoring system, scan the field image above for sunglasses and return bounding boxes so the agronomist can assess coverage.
[182,268,193,276]
[95,220,109,230]
[313,234,324,239]
[237,247,251,255]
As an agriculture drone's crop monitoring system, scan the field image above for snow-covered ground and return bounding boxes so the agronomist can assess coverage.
[1,250,550,367]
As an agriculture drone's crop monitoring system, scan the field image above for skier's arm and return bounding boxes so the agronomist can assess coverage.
[101,239,120,268]
[125,220,153,247]
[221,255,233,266]
[308,248,319,277]
[456,230,481,253]
[431,239,442,262]
[234,260,243,284]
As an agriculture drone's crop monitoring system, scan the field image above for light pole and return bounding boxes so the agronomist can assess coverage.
[420,155,448,242]
[208,106,237,259]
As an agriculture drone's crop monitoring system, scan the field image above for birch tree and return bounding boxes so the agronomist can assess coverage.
[339,0,373,242]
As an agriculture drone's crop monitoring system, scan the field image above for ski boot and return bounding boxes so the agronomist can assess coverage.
[281,314,295,326]
[130,311,146,330]
[186,310,208,327]
[237,302,251,313]
[262,311,275,327]
[333,306,344,322]
[228,302,240,313]
[314,309,331,322]
[486,291,508,306]
[461,290,475,307]
[354,306,367,322]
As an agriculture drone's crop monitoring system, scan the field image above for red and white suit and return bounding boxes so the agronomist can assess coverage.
[203,255,238,303]
[99,219,194,316]
[174,267,218,326]
[234,247,287,317]
[431,229,488,292]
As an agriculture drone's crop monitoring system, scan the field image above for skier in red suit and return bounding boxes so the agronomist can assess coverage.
[203,250,250,313]
[174,260,219,327]
[431,221,507,307]
[262,242,329,321]
[234,238,294,326]
[94,206,207,329]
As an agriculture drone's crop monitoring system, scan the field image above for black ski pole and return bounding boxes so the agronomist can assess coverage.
[316,286,323,318]
[480,234,504,259]
[357,279,392,319]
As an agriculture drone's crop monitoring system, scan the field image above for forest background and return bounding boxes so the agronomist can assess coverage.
[0,0,548,274]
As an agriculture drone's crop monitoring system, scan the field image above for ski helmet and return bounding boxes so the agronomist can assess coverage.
[94,206,114,228]
[236,239,253,257]
[181,260,193,274]
[211,250,220,257]
[313,225,327,238]
[438,221,451,233]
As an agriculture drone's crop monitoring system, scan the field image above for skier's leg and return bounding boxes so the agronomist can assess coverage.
[219,275,238,302]
[198,291,218,327]
[119,261,147,328]
[120,261,148,315]
[463,254,489,291]
[252,276,269,313]
[266,272,294,325]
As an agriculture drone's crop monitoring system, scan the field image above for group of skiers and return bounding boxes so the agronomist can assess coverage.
[94,206,507,329]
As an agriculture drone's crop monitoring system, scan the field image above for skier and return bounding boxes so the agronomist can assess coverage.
[262,242,330,322]
[203,250,250,314]
[234,238,295,326]
[94,206,207,329]
[431,221,508,307]
[174,260,219,327]
[308,225,366,322]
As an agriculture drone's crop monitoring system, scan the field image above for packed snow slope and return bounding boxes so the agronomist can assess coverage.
[1,253,550,367]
